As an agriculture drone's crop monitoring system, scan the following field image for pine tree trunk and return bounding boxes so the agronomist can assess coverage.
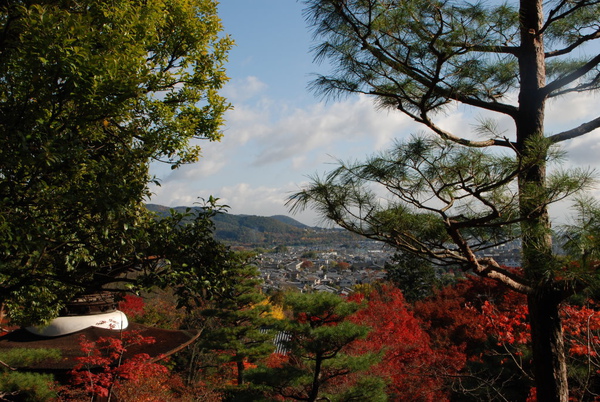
[308,352,323,402]
[519,206,569,400]
[528,288,569,402]
[517,141,570,400]
[518,162,570,400]
[516,0,570,398]
[236,360,245,385]
[517,159,569,399]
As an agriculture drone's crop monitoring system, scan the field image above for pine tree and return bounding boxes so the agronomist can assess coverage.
[247,292,386,402]
[290,1,600,399]
[199,259,276,386]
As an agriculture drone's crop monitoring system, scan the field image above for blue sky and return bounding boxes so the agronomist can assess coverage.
[149,0,600,227]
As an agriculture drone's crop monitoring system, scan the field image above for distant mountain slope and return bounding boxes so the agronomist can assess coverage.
[145,204,337,245]
[145,203,172,217]
[269,215,309,229]
[211,213,306,243]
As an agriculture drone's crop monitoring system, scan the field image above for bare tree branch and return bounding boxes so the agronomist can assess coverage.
[543,53,600,96]
[548,115,600,143]
[546,30,600,58]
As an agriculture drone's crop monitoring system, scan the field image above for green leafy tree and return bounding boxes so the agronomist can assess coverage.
[560,196,600,270]
[289,1,600,400]
[273,245,289,254]
[247,292,385,402]
[140,202,242,311]
[0,0,232,324]
[301,250,319,259]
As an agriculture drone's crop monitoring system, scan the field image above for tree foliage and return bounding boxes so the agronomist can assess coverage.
[198,260,276,386]
[247,291,385,402]
[290,136,590,289]
[348,285,459,401]
[66,331,166,400]
[385,252,442,302]
[411,274,600,400]
[0,349,61,401]
[479,292,600,400]
[0,0,232,324]
[415,277,532,400]
[57,330,208,401]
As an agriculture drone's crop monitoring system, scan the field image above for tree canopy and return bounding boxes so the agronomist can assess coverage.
[0,0,232,324]
[290,0,600,400]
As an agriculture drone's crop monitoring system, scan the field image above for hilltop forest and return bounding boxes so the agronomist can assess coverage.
[146,204,364,246]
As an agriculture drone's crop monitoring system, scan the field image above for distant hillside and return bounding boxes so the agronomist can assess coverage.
[145,204,360,246]
[211,213,306,244]
[269,215,309,229]
[145,204,173,217]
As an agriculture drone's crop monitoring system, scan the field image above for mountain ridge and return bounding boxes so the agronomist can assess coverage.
[145,203,309,227]
[145,204,357,246]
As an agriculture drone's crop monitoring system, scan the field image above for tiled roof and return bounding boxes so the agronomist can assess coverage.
[0,323,200,370]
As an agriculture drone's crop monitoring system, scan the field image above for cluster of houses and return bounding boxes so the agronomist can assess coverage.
[474,239,523,268]
[254,245,391,294]
[253,238,538,294]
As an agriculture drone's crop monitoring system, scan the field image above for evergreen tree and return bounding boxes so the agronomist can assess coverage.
[385,252,440,303]
[199,260,276,387]
[0,349,61,401]
[248,292,386,402]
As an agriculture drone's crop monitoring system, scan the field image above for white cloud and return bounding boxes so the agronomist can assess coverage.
[221,103,274,145]
[546,92,600,167]
[174,94,419,181]
[547,92,600,130]
[246,95,416,167]
[217,183,286,214]
[291,155,307,169]
[164,158,226,182]
[149,177,322,226]
[561,130,600,167]
[222,76,268,102]
[149,181,201,207]
[437,107,514,141]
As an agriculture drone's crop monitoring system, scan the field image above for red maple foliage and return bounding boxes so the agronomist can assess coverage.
[61,330,223,402]
[413,277,533,400]
[479,293,530,347]
[118,294,145,319]
[477,291,600,359]
[415,275,600,400]
[66,331,167,399]
[264,353,288,369]
[413,277,510,352]
[562,302,600,359]
[478,292,600,400]
[349,285,464,401]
